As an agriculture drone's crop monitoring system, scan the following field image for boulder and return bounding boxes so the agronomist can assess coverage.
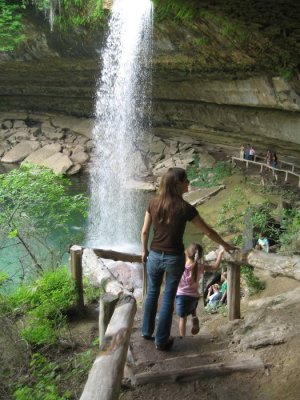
[70,150,89,164]
[198,153,216,168]
[23,143,62,164]
[149,138,166,154]
[1,120,13,129]
[51,116,93,138]
[13,120,27,130]
[41,152,73,174]
[43,127,64,140]
[1,140,40,163]
[67,164,82,175]
[9,130,31,142]
[29,126,41,137]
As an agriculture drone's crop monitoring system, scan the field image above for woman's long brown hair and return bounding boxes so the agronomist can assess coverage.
[157,167,187,223]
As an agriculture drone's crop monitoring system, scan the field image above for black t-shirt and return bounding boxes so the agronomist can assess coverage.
[147,197,198,255]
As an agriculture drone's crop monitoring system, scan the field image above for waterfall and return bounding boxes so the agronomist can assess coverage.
[87,0,153,251]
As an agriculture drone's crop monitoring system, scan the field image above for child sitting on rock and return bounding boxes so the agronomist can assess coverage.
[176,243,225,338]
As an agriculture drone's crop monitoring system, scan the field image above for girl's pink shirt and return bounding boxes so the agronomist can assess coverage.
[176,262,204,298]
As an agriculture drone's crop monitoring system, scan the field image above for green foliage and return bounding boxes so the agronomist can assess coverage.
[0,164,88,275]
[83,278,103,303]
[241,265,266,295]
[280,208,300,253]
[200,10,248,44]
[153,0,199,22]
[187,158,232,188]
[216,187,246,234]
[31,0,105,29]
[14,353,71,400]
[0,272,9,286]
[193,36,209,46]
[0,0,25,51]
[8,268,76,345]
[279,68,293,81]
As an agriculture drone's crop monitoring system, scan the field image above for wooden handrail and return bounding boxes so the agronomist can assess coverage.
[73,245,300,398]
[255,155,300,171]
[232,157,300,186]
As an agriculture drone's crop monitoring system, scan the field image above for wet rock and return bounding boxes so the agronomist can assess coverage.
[1,140,40,163]
[41,152,73,174]
[70,150,89,165]
[67,164,82,175]
[23,143,62,164]
[1,120,13,129]
[13,120,28,130]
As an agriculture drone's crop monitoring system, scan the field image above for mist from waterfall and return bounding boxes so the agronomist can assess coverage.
[87,0,153,251]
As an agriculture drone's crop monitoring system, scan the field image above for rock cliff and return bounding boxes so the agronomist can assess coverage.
[0,1,299,157]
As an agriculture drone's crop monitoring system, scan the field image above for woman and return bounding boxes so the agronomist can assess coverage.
[141,167,235,351]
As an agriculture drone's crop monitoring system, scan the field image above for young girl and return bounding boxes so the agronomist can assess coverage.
[176,243,225,338]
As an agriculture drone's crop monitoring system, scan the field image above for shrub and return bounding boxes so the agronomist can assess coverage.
[241,265,265,295]
[0,0,25,51]
[14,353,71,400]
[187,158,232,188]
[8,268,76,345]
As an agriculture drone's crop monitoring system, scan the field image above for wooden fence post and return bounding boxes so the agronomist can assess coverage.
[70,245,84,310]
[227,264,240,320]
[99,293,119,345]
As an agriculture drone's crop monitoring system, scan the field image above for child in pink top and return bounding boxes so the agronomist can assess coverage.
[176,243,225,337]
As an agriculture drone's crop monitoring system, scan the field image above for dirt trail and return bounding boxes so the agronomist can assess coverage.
[120,272,300,400]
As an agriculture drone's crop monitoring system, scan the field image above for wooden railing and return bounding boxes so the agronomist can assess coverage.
[255,155,300,172]
[231,156,300,187]
[69,246,300,399]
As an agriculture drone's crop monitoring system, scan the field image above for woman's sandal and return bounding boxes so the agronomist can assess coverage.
[191,317,200,335]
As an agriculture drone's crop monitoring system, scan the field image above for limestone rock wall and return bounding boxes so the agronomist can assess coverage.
[0,5,300,155]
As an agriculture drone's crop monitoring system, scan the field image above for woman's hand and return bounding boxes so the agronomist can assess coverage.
[142,250,149,263]
[223,242,238,254]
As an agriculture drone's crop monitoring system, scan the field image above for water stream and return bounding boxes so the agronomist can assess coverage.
[87,0,153,252]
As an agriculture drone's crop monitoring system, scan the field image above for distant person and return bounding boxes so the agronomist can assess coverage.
[271,152,278,168]
[244,144,251,160]
[176,245,225,338]
[249,146,256,161]
[219,271,228,304]
[141,167,236,351]
[265,150,272,166]
[256,232,270,253]
[205,271,228,312]
[207,283,221,306]
[239,145,245,159]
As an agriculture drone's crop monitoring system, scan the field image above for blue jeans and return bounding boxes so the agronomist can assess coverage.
[142,250,185,346]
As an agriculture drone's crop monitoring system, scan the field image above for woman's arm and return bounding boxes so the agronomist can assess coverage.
[191,214,236,253]
[141,211,152,263]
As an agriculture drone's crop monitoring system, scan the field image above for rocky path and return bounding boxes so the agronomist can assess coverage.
[120,272,300,400]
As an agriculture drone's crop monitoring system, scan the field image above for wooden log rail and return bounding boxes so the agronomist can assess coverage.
[69,246,299,399]
[69,245,141,400]
[231,156,300,187]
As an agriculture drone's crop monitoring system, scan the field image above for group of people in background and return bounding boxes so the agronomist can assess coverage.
[240,143,256,161]
[240,144,278,168]
[265,149,278,168]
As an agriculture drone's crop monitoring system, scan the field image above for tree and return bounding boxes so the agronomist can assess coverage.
[0,164,88,278]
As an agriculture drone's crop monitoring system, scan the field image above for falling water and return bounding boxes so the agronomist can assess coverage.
[87,0,153,251]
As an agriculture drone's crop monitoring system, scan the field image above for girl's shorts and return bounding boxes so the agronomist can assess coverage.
[176,295,199,317]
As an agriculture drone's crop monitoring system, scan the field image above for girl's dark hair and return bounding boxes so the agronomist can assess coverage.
[186,243,204,282]
[157,167,188,223]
